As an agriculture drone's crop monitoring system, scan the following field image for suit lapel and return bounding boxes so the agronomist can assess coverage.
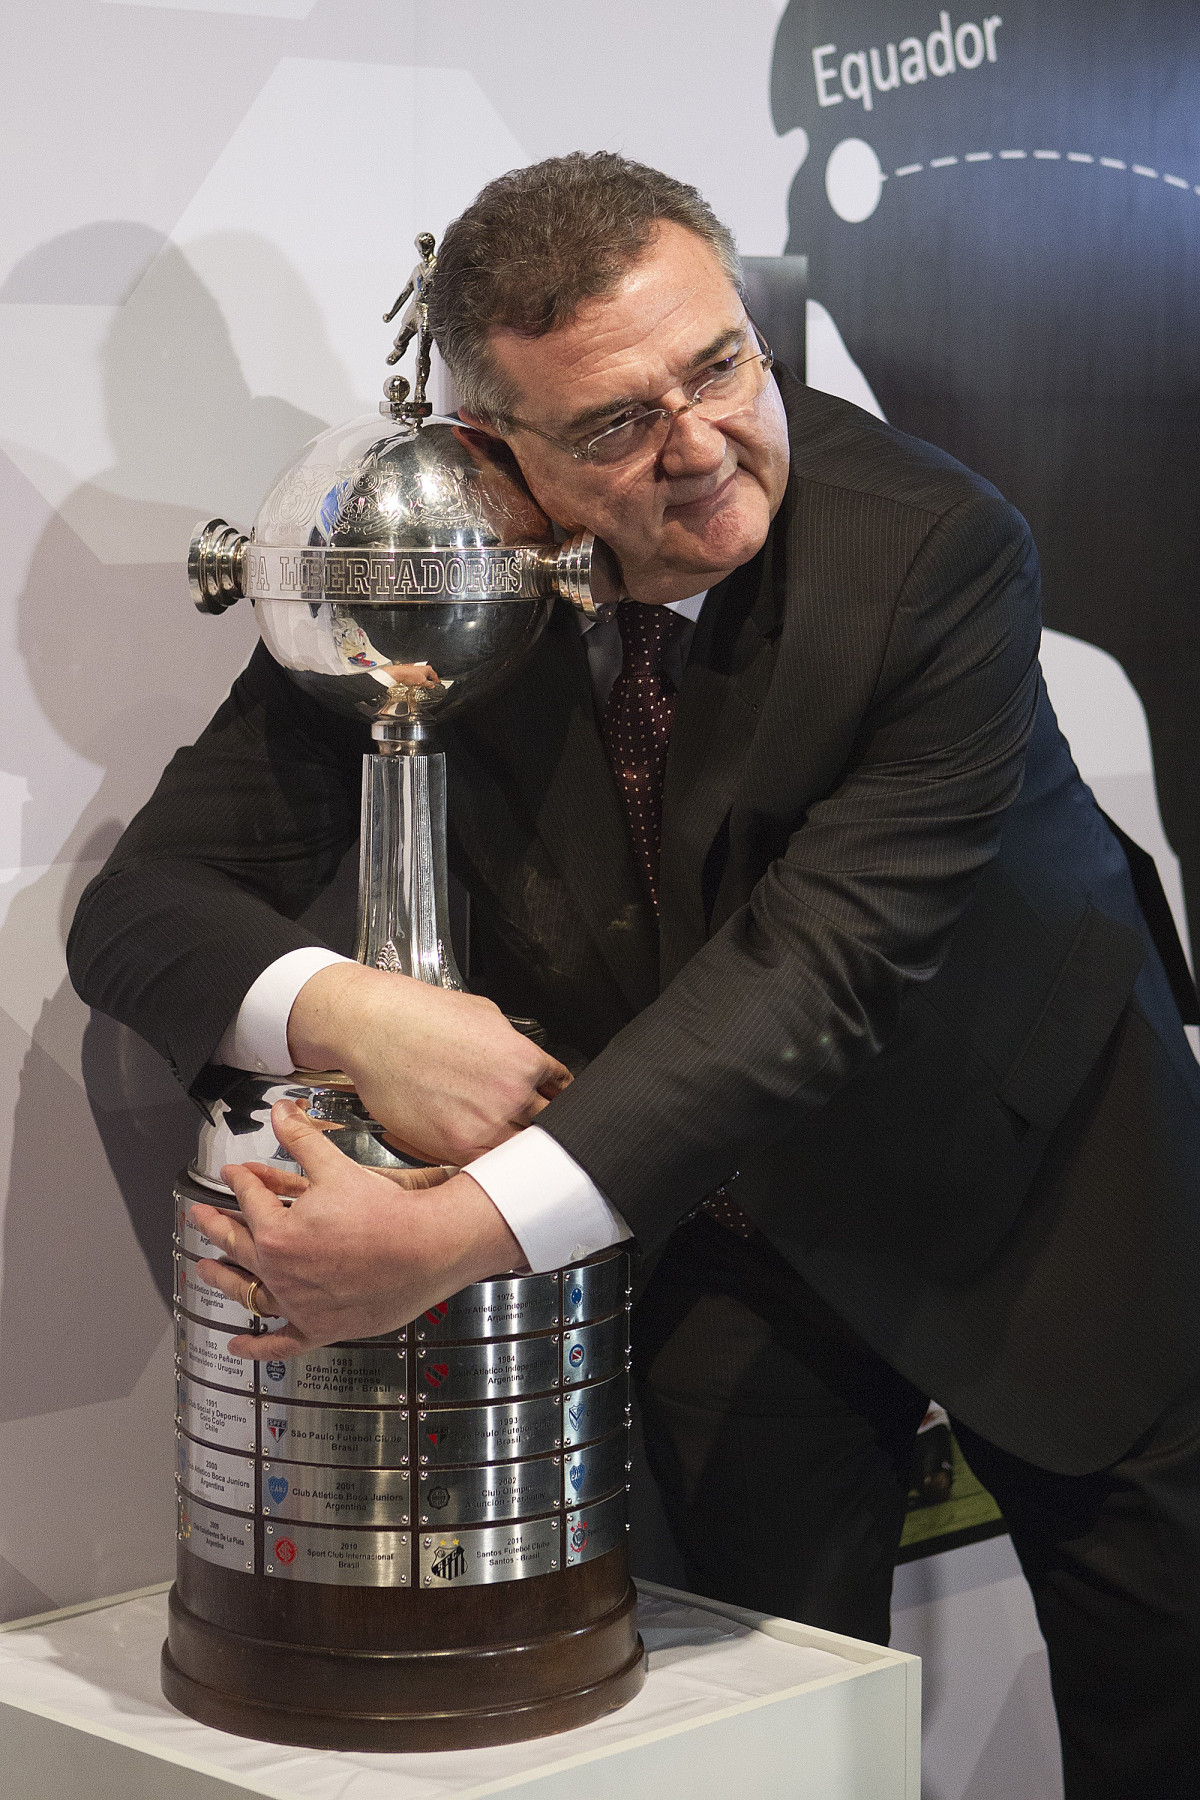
[479,604,660,1014]
[658,537,782,984]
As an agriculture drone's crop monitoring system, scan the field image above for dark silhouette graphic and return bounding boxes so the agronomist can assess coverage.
[772,2,1200,947]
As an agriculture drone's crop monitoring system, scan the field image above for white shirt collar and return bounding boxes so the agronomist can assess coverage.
[576,590,708,634]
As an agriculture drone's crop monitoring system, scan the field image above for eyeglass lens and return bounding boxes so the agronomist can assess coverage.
[585,347,772,465]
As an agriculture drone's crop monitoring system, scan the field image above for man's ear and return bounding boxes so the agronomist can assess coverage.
[455,410,506,442]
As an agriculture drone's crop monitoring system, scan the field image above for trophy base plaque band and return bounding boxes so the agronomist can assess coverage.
[166,1166,643,1750]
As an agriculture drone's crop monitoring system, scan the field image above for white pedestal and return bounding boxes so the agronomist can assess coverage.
[0,1580,918,1800]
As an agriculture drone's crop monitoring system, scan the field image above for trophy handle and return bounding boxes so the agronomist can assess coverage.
[189,517,248,614]
[543,531,623,619]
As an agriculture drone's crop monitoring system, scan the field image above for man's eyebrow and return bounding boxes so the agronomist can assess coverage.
[560,322,748,436]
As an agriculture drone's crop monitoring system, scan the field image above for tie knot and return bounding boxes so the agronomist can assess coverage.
[615,601,675,675]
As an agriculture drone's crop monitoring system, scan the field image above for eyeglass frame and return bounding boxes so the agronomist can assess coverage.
[498,323,776,466]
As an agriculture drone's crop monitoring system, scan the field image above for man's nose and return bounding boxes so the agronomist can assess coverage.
[657,402,728,476]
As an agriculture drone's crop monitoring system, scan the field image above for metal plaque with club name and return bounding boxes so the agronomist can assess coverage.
[177,1432,255,1514]
[175,1195,236,1263]
[418,1393,562,1467]
[178,1493,254,1572]
[261,1400,409,1467]
[175,1251,285,1333]
[263,1521,410,1586]
[565,1489,628,1568]
[561,1256,629,1326]
[418,1455,561,1527]
[176,1316,255,1393]
[260,1462,411,1527]
[257,1344,407,1407]
[561,1314,629,1389]
[561,1372,629,1448]
[419,1516,560,1589]
[177,1375,256,1453]
[413,1274,560,1343]
[563,1430,629,1508]
[415,1335,559,1405]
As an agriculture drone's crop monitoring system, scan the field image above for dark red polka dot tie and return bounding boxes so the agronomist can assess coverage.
[602,602,678,913]
[603,600,758,1242]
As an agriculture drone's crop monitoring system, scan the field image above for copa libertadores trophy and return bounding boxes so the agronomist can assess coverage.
[164,236,642,1750]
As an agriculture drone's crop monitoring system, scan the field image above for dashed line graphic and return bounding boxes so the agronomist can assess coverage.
[889,150,1200,199]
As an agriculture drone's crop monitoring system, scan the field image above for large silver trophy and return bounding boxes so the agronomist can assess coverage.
[165,239,641,1751]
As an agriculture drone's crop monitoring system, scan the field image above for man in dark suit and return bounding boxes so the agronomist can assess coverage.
[69,154,1200,1795]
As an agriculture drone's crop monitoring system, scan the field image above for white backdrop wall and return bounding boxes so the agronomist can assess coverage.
[0,6,1188,1797]
[0,0,804,1625]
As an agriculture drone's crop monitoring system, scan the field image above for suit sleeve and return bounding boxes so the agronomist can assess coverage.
[536,493,1043,1250]
[66,643,364,1092]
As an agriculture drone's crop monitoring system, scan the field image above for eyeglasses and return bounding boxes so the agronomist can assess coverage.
[506,329,775,468]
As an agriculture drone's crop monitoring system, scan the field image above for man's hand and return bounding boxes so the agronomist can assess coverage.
[287,962,571,1165]
[188,1099,528,1359]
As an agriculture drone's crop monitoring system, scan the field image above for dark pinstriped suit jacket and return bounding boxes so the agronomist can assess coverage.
[68,370,1200,1475]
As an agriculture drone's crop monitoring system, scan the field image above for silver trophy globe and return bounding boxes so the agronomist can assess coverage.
[166,238,640,1751]
[186,239,619,1176]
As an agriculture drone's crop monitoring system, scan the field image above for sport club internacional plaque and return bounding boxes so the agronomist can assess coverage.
[162,238,641,1752]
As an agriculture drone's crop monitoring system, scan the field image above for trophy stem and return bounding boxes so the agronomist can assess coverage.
[355,744,464,987]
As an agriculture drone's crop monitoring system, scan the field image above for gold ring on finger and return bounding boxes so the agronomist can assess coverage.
[246,1278,266,1318]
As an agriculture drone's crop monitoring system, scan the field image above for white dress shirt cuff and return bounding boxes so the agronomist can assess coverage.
[465,1127,633,1273]
[214,946,353,1075]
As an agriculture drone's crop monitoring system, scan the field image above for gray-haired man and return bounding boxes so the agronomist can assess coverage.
[71,154,1200,1795]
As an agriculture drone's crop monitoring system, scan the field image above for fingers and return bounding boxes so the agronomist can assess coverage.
[188,1201,258,1267]
[228,1323,311,1360]
[237,1162,310,1199]
[195,1258,281,1318]
[219,1160,289,1236]
[270,1099,359,1178]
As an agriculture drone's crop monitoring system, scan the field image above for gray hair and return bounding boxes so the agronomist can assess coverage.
[428,152,741,426]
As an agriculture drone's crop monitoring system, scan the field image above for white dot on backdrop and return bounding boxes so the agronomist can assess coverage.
[825,138,885,223]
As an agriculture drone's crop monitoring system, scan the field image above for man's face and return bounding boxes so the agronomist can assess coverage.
[470,222,791,606]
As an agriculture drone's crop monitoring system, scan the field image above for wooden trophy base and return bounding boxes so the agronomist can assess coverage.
[162,1552,645,1752]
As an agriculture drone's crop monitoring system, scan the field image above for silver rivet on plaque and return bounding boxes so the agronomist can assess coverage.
[550,1560,558,1569]
[423,1536,432,1547]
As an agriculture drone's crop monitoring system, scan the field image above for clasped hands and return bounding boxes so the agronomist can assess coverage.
[188,964,572,1360]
